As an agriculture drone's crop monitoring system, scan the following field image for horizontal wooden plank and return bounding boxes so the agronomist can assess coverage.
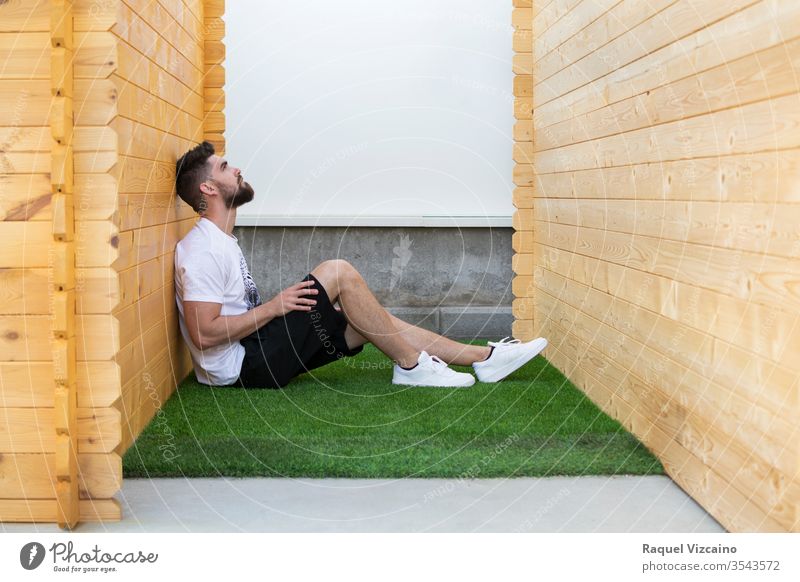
[0,174,52,220]
[0,312,122,360]
[114,308,172,387]
[513,119,531,142]
[535,0,674,83]
[114,156,177,193]
[74,221,119,268]
[205,0,225,18]
[0,268,50,314]
[118,339,189,452]
[531,220,800,311]
[118,12,202,107]
[119,192,197,231]
[535,0,621,63]
[74,32,117,79]
[0,453,120,499]
[74,150,117,173]
[113,74,203,141]
[0,80,51,126]
[115,282,175,348]
[116,252,174,314]
[114,1,204,93]
[534,92,800,173]
[74,78,117,125]
[512,8,532,30]
[0,361,120,408]
[0,0,48,32]
[512,28,532,54]
[514,97,531,120]
[532,263,800,423]
[121,0,204,71]
[534,0,800,130]
[535,0,756,106]
[204,17,225,41]
[534,150,800,203]
[204,86,225,112]
[112,117,196,163]
[537,315,795,532]
[513,186,533,209]
[537,36,800,152]
[0,407,120,453]
[114,36,204,115]
[112,215,196,271]
[181,0,204,23]
[536,311,800,530]
[531,242,800,368]
[513,163,533,187]
[76,314,119,360]
[0,222,52,268]
[511,252,533,275]
[533,199,800,259]
[513,75,532,97]
[204,40,225,65]
[0,172,117,223]
[0,32,49,79]
[0,151,51,173]
[204,63,225,88]
[0,125,51,153]
[533,0,584,37]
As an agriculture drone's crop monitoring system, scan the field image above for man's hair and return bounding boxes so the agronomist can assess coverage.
[175,141,215,213]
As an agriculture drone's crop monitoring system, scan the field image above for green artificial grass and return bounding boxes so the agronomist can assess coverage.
[123,341,664,479]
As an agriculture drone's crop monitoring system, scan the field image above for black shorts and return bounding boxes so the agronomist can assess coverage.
[232,273,364,388]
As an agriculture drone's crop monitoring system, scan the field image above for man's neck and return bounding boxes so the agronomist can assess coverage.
[202,208,237,238]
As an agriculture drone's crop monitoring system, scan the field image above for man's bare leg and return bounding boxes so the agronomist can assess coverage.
[310,260,420,368]
[340,311,491,366]
[315,262,491,365]
[386,314,491,366]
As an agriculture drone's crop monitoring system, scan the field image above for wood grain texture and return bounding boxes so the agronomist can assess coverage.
[1,0,206,525]
[518,0,800,532]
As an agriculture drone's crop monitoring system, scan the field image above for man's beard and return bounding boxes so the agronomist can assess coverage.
[223,179,255,209]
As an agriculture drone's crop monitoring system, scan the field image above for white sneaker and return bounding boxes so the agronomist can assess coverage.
[472,336,548,383]
[392,350,475,388]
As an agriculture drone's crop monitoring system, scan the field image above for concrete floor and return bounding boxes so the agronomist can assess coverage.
[2,476,725,533]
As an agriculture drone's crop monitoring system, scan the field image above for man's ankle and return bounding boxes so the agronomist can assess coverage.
[398,351,421,370]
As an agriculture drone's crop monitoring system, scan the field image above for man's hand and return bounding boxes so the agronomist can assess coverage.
[267,280,319,317]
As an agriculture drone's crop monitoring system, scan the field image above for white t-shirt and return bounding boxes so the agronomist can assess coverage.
[174,217,262,386]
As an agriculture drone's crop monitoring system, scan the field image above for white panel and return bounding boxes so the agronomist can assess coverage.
[225,0,515,226]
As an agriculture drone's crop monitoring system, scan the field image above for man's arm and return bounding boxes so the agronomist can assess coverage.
[183,279,319,350]
[183,300,276,350]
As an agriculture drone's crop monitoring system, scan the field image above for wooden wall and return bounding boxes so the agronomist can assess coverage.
[512,0,800,532]
[0,0,225,526]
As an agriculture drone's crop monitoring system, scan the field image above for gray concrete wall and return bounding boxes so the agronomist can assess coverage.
[233,226,514,339]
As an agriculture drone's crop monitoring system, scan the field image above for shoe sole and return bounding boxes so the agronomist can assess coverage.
[476,338,548,383]
[392,377,475,388]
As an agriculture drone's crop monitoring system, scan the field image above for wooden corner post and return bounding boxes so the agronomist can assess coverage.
[50,0,79,530]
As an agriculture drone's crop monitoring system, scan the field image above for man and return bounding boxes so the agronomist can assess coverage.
[173,141,548,389]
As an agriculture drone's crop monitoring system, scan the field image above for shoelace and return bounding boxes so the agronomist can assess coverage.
[488,336,521,348]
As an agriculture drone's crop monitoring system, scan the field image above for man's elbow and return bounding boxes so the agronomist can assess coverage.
[190,330,215,351]
[197,336,218,351]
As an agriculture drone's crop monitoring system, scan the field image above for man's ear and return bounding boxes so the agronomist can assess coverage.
[199,180,214,196]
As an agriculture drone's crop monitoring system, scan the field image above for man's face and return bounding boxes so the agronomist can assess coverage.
[208,155,255,209]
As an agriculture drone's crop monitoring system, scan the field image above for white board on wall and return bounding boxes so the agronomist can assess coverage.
[225,0,515,227]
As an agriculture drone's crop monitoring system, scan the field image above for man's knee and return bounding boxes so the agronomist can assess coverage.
[318,259,360,283]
